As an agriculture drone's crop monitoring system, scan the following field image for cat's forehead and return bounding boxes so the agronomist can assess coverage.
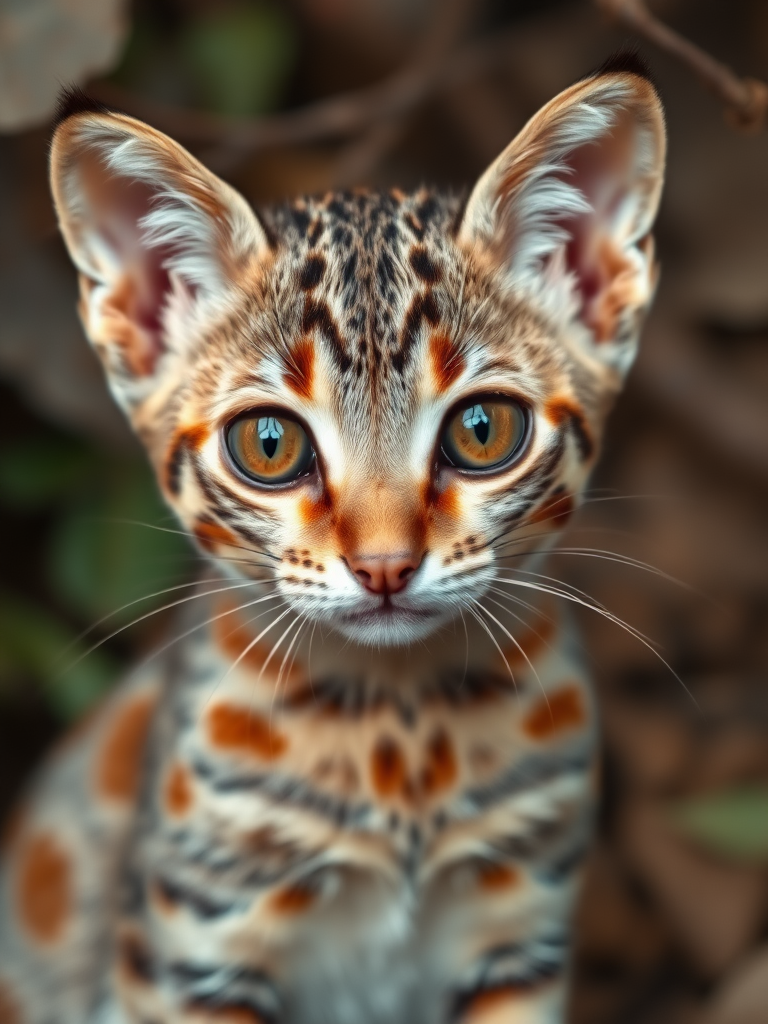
[253,189,549,439]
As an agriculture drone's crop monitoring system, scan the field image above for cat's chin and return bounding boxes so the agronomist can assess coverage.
[328,603,449,647]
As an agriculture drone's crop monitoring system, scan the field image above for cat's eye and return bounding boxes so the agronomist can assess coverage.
[441,397,528,471]
[226,411,315,485]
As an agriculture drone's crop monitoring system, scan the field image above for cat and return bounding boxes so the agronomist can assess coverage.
[0,52,665,1024]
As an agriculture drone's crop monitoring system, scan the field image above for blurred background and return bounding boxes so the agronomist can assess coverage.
[0,0,767,1020]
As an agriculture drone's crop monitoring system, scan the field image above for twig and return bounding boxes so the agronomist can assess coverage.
[91,24,518,159]
[597,0,768,131]
[330,0,479,188]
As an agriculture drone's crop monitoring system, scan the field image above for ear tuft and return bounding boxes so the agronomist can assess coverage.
[52,86,115,132]
[50,104,271,410]
[457,58,666,378]
[589,49,657,89]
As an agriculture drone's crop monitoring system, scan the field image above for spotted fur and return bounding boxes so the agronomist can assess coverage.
[1,60,665,1023]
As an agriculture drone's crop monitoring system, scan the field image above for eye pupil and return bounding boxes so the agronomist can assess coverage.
[262,436,279,459]
[474,419,490,445]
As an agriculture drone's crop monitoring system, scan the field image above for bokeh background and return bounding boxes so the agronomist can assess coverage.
[1,0,767,1020]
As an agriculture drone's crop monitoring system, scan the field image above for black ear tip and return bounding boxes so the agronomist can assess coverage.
[52,86,115,132]
[590,48,658,89]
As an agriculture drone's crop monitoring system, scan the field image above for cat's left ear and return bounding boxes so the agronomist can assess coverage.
[457,54,665,376]
[50,90,271,410]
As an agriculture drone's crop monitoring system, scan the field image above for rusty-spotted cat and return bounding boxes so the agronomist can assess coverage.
[0,52,664,1024]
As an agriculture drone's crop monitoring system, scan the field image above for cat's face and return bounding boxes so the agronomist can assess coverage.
[50,60,665,648]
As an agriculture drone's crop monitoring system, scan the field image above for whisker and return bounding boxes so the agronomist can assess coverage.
[224,607,293,683]
[283,613,309,689]
[458,608,469,689]
[60,579,277,675]
[491,523,647,557]
[498,567,609,613]
[465,604,518,697]
[259,613,303,684]
[492,575,700,711]
[96,516,281,562]
[199,598,288,713]
[472,597,550,715]
[485,584,555,624]
[59,576,264,654]
[494,574,650,643]
[505,546,695,591]
[272,613,309,719]
[266,613,305,731]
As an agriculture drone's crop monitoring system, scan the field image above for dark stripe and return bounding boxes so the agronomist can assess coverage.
[392,290,439,373]
[204,765,374,828]
[451,933,568,1019]
[298,253,326,291]
[166,436,190,496]
[567,409,594,461]
[463,749,591,812]
[302,297,352,373]
[409,245,442,284]
[153,876,237,920]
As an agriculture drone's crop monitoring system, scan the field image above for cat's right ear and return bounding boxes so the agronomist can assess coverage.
[50,90,270,411]
[457,55,665,379]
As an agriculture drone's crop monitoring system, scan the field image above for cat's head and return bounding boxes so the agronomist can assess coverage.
[49,56,665,647]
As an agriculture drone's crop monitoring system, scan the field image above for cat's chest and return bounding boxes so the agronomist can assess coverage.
[125,628,594,1021]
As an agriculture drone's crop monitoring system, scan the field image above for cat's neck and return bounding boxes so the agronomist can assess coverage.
[188,574,556,703]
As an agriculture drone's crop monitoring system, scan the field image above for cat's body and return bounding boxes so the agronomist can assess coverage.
[1,592,593,1024]
[0,56,665,1024]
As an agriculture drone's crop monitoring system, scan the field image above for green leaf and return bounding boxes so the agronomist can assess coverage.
[0,594,117,720]
[0,436,94,507]
[179,4,296,117]
[49,458,194,624]
[669,788,768,862]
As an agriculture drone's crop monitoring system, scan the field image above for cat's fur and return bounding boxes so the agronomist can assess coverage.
[0,55,664,1024]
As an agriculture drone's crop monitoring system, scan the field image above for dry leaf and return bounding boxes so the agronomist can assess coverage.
[0,0,129,131]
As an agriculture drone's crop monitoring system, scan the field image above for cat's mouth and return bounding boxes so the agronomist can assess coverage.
[339,599,438,626]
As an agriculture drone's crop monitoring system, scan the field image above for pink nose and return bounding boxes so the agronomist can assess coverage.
[348,554,422,595]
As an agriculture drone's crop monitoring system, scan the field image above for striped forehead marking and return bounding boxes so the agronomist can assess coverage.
[265,190,462,388]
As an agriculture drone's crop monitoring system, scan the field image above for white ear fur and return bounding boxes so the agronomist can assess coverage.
[50,95,269,407]
[458,61,666,375]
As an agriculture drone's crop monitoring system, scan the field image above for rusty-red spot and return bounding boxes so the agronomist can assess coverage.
[0,977,23,1024]
[544,398,593,461]
[463,985,528,1017]
[207,703,288,760]
[17,832,72,944]
[503,614,556,669]
[299,487,333,527]
[477,862,519,891]
[283,336,315,400]
[165,422,209,494]
[212,602,301,681]
[96,694,156,802]
[421,727,458,796]
[427,480,459,520]
[164,761,193,817]
[193,518,239,552]
[371,736,408,798]
[269,882,317,914]
[429,331,464,393]
[530,490,574,527]
[523,684,586,740]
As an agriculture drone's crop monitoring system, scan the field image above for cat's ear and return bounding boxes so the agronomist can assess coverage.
[457,54,665,376]
[50,90,270,410]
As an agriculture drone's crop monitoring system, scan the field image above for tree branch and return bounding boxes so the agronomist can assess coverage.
[91,24,519,159]
[597,0,768,131]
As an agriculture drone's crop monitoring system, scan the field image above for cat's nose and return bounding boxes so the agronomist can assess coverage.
[349,554,422,595]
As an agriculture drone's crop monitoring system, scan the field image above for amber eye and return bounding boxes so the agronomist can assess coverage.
[441,398,528,471]
[226,412,315,485]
